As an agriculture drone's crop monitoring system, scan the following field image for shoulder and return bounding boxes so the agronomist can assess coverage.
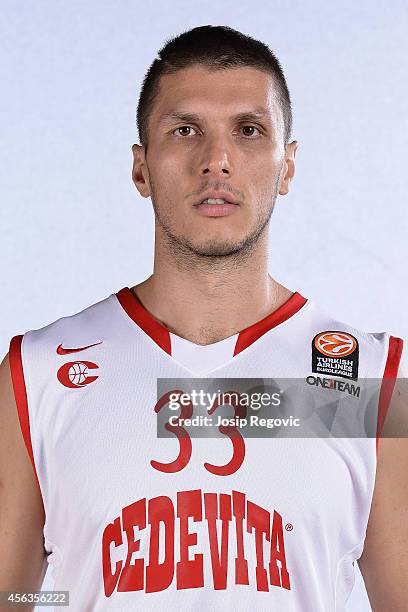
[10,289,118,353]
[6,289,124,392]
[303,299,404,379]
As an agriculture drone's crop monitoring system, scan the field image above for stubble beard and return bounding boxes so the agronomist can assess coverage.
[149,175,280,271]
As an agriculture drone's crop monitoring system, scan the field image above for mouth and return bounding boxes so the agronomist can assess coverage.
[193,198,240,218]
[193,191,241,207]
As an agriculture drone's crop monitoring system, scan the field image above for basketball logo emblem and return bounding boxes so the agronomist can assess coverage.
[314,332,357,357]
[311,330,359,381]
[57,360,99,388]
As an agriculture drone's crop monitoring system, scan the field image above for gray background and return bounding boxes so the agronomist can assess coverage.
[2,1,407,609]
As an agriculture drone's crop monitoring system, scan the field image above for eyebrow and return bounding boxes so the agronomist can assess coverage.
[157,106,272,126]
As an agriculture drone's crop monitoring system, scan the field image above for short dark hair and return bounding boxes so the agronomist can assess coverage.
[136,25,293,151]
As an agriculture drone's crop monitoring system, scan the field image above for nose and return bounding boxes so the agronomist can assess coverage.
[199,138,234,177]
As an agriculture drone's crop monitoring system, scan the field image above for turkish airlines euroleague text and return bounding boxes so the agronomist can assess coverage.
[102,489,290,596]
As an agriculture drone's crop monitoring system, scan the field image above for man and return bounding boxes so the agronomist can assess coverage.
[1,25,406,612]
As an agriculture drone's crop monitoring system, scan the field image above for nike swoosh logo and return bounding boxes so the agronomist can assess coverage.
[56,341,103,355]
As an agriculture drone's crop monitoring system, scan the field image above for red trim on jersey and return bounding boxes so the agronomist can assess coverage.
[376,335,404,455]
[233,292,308,356]
[116,287,308,357]
[8,334,43,496]
[116,287,172,354]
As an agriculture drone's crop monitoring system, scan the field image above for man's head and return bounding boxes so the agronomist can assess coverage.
[132,25,298,262]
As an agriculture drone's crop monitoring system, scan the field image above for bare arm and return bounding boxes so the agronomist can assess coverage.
[358,372,408,611]
[0,352,48,611]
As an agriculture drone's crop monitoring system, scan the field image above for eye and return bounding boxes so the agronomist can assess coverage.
[173,125,198,137]
[240,125,261,138]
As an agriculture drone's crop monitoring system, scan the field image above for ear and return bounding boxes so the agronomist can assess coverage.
[131,143,151,198]
[278,140,299,196]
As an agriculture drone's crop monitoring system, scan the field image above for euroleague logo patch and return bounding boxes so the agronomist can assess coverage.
[312,331,359,380]
[57,360,99,388]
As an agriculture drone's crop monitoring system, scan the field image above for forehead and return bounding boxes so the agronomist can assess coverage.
[152,65,283,129]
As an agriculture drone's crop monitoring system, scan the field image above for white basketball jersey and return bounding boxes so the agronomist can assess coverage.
[8,286,404,611]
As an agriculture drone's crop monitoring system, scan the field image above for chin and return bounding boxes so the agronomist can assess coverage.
[186,238,253,258]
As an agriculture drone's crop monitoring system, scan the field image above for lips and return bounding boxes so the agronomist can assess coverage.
[194,191,240,206]
[194,201,239,218]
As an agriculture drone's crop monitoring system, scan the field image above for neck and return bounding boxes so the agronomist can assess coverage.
[131,232,293,345]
